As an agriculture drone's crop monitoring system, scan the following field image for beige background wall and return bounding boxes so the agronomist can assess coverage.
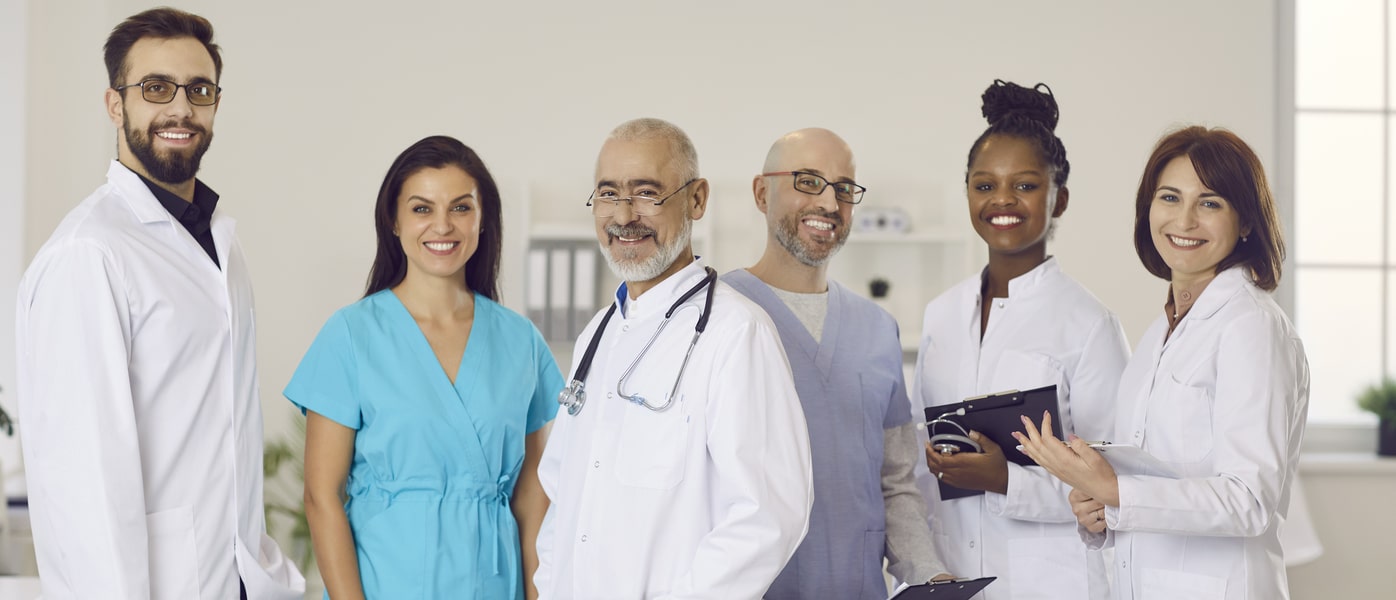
[16,0,1386,597]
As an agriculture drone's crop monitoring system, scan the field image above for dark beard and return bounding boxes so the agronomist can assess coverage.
[123,113,213,184]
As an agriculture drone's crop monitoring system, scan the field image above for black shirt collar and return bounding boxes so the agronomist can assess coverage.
[133,171,221,232]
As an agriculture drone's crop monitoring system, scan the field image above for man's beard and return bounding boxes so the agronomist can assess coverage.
[775,209,848,267]
[600,217,693,283]
[123,113,213,184]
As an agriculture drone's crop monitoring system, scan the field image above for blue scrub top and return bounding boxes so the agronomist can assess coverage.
[285,290,562,599]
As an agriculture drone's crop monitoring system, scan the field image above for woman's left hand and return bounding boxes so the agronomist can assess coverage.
[1013,411,1120,506]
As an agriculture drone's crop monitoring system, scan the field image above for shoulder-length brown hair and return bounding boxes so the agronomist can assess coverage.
[1133,126,1285,291]
[365,136,503,300]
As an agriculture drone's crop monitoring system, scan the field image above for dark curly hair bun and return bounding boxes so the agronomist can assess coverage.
[966,79,1070,187]
[981,79,1060,131]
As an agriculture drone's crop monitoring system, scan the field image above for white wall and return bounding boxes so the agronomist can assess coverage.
[1,0,29,496]
[20,0,1279,444]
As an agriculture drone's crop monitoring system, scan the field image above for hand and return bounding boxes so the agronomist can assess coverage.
[929,573,956,583]
[1069,488,1108,533]
[925,431,1009,494]
[1012,411,1120,506]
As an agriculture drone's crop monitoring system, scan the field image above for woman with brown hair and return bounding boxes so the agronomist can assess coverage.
[1017,126,1310,600]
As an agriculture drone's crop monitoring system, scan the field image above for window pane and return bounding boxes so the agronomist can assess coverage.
[1297,0,1383,109]
[1295,112,1384,265]
[1297,267,1382,420]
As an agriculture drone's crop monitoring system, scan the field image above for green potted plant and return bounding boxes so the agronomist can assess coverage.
[1356,378,1396,456]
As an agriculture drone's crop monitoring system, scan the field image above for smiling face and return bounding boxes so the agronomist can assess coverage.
[593,136,706,293]
[1149,155,1249,287]
[395,166,482,285]
[757,129,856,267]
[966,135,1066,259]
[105,36,218,185]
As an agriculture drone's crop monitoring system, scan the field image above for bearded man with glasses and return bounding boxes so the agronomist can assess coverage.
[535,118,814,599]
[16,8,303,599]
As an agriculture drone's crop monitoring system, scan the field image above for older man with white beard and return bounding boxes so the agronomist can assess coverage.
[534,118,813,599]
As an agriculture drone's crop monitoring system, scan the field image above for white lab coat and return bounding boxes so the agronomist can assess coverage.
[913,259,1129,600]
[1094,267,1309,600]
[535,260,813,599]
[15,161,304,599]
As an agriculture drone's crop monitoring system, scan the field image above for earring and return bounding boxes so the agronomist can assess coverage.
[1242,236,1248,242]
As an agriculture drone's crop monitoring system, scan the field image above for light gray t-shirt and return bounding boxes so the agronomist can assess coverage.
[769,287,829,342]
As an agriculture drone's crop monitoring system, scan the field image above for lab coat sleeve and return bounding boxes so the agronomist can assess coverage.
[988,313,1130,522]
[17,240,152,598]
[1112,308,1308,537]
[659,319,813,600]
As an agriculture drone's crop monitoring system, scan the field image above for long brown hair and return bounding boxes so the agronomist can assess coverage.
[365,136,503,300]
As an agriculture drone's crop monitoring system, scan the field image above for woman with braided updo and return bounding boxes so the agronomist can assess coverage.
[912,80,1130,599]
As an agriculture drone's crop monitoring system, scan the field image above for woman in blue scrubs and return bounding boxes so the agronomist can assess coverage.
[288,136,562,599]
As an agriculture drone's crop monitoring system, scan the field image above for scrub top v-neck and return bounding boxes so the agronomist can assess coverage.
[285,289,562,599]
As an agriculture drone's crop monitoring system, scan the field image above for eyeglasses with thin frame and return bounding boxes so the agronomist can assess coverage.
[587,179,699,217]
[762,171,866,205]
[114,79,221,106]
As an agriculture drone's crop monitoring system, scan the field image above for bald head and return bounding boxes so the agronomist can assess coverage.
[762,127,856,174]
[755,128,859,269]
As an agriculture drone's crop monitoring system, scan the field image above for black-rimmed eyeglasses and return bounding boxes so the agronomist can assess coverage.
[114,79,221,106]
[587,179,698,217]
[762,171,866,204]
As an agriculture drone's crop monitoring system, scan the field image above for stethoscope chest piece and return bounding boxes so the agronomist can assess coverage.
[558,379,586,416]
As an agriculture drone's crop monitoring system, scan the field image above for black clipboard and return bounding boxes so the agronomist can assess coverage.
[924,385,1062,500]
[890,576,996,599]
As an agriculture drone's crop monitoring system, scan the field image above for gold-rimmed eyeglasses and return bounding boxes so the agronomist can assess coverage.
[587,179,698,217]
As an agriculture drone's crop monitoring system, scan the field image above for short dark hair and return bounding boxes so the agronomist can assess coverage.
[104,7,222,87]
[966,80,1070,188]
[1133,126,1285,291]
[365,136,504,301]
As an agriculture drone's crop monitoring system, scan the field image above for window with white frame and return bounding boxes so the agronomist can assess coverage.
[1293,0,1391,421]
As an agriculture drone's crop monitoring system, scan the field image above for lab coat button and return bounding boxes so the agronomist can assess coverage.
[622,325,629,332]
[997,301,1004,308]
[581,535,588,542]
[593,461,600,468]
[607,392,613,399]
[969,541,975,549]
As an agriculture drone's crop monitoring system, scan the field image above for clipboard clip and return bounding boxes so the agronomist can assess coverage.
[960,389,1023,413]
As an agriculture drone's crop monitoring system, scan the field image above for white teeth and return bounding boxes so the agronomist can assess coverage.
[425,242,456,251]
[1168,235,1204,247]
[619,236,644,242]
[990,215,1023,226]
[803,219,833,231]
[157,132,191,140]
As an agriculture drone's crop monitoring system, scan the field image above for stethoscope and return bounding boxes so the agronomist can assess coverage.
[557,267,717,416]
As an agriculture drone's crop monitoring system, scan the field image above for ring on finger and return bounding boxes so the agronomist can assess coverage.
[937,472,944,481]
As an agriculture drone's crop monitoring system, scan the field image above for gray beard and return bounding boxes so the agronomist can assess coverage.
[601,217,693,284]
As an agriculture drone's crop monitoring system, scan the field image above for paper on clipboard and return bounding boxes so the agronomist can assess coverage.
[1091,443,1179,478]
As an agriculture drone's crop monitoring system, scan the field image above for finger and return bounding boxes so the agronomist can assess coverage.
[970,430,1001,451]
[1018,414,1041,442]
[1039,410,1058,443]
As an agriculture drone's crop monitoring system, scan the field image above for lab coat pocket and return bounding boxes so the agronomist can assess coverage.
[615,403,690,489]
[1140,567,1226,600]
[1006,537,1089,600]
[146,506,200,600]
[1150,377,1214,463]
[990,350,1065,395]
